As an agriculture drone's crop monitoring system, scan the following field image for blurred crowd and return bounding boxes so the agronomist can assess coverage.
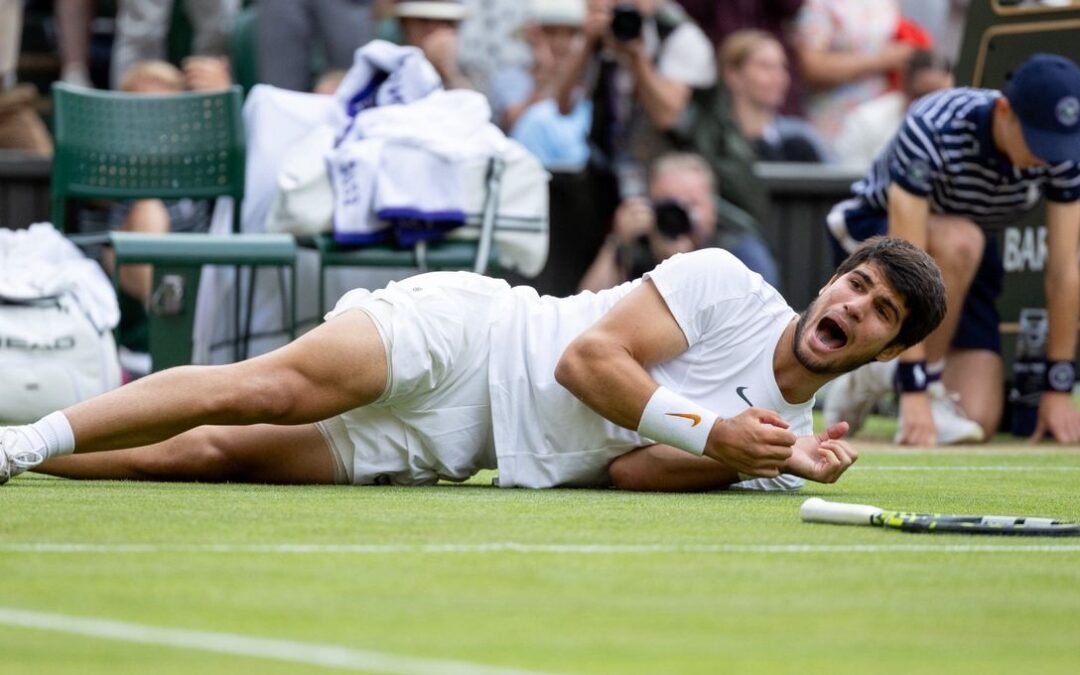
[2,0,969,291]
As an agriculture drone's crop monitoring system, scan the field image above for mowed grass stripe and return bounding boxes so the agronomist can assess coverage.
[2,543,1079,554]
[0,607,556,675]
[856,465,1080,471]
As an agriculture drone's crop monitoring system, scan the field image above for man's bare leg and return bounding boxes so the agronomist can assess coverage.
[100,199,172,305]
[64,309,386,454]
[943,348,1004,439]
[35,423,338,484]
[1,309,385,483]
[922,215,985,363]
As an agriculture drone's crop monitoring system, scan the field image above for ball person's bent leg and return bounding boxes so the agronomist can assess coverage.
[35,422,340,484]
[923,215,985,364]
[942,348,1004,439]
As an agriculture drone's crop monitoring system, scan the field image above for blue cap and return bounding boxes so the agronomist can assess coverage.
[1004,53,1080,164]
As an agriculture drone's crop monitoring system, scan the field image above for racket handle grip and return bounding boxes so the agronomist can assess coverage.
[801,497,883,525]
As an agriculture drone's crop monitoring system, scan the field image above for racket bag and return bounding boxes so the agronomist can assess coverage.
[0,224,122,423]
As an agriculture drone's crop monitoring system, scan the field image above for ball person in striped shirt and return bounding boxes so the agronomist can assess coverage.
[825,53,1080,446]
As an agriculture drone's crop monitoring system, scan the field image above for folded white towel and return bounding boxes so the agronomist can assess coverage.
[0,223,119,332]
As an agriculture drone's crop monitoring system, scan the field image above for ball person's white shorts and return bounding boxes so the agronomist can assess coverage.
[316,272,507,486]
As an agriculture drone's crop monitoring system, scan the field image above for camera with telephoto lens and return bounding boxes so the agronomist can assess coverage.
[652,200,693,238]
[611,4,643,42]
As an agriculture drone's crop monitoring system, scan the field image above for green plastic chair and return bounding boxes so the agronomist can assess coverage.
[109,231,297,371]
[50,82,297,370]
[50,82,246,232]
[313,235,498,315]
[312,158,507,315]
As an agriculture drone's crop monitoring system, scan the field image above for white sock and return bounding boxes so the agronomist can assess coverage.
[25,411,76,459]
[61,62,92,88]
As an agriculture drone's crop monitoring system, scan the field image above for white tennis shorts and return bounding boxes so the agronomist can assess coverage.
[316,271,509,486]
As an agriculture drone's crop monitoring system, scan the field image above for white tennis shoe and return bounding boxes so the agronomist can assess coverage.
[0,427,45,485]
[824,360,898,434]
[903,381,984,445]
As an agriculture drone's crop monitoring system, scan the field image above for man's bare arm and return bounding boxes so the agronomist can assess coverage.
[609,444,738,492]
[1034,200,1080,443]
[555,279,797,476]
[555,2,610,114]
[625,44,691,131]
[798,43,912,89]
[886,183,937,445]
[608,422,856,492]
[555,279,689,429]
[887,182,931,250]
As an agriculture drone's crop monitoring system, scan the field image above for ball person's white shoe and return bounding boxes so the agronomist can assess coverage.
[894,381,985,445]
[0,428,46,485]
[823,360,898,434]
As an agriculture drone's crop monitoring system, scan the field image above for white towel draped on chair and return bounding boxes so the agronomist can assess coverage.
[192,41,550,364]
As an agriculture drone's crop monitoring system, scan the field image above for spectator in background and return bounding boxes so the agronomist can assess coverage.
[0,0,19,92]
[395,0,476,90]
[56,0,94,87]
[112,0,240,90]
[0,0,52,156]
[793,0,915,144]
[579,152,778,292]
[104,59,232,306]
[0,0,23,93]
[313,69,348,95]
[834,50,953,170]
[492,0,584,130]
[900,0,968,63]
[673,0,805,114]
[490,0,591,171]
[257,0,375,92]
[555,0,716,198]
[720,29,829,162]
[457,0,531,100]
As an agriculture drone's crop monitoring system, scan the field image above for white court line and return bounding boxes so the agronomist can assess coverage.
[867,448,1080,456]
[2,543,1079,554]
[0,607,552,675]
[857,465,1080,471]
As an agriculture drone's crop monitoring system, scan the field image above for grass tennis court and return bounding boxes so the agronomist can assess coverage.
[3,431,1079,674]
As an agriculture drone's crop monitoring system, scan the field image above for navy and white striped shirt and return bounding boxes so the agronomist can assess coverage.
[844,87,1080,230]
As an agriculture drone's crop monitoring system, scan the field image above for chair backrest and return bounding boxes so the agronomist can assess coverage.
[50,82,246,231]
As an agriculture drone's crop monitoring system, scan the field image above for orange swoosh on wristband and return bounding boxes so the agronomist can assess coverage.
[666,412,702,427]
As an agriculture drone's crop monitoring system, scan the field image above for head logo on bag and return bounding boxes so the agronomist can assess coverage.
[1,335,77,351]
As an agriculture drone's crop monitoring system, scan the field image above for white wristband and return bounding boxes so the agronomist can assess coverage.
[637,386,719,456]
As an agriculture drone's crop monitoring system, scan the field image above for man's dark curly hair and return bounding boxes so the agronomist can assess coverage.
[834,237,947,348]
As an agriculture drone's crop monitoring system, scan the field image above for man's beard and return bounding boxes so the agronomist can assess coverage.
[792,298,878,375]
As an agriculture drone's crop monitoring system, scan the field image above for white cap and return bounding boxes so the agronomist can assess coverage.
[394,1,468,21]
[529,0,585,26]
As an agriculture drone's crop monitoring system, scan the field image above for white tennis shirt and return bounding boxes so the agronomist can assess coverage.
[488,248,814,488]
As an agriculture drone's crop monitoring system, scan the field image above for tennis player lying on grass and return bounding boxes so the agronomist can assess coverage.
[0,237,945,491]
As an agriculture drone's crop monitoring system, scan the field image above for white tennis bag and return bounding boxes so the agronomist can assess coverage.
[0,224,122,423]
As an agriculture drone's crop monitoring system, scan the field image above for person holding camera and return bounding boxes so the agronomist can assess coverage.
[554,0,716,198]
[579,153,779,292]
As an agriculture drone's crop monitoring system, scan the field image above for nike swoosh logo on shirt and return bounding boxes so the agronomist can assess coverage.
[665,412,702,427]
[736,387,753,407]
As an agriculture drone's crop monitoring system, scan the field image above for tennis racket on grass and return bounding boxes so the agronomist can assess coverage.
[800,498,1080,537]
